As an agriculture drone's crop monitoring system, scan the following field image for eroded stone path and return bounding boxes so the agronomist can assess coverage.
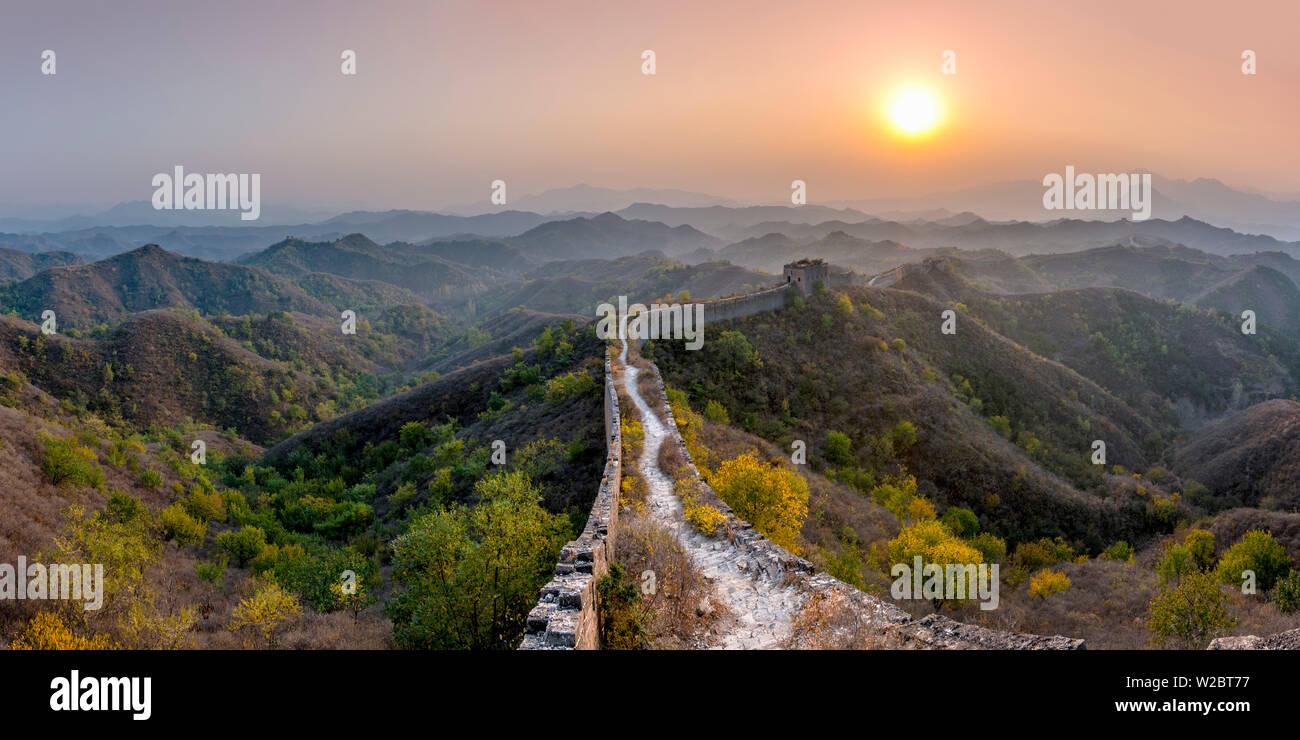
[618,340,806,649]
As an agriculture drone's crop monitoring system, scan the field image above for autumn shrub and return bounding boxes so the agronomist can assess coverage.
[1028,569,1071,598]
[703,399,729,425]
[1102,541,1134,562]
[159,503,206,546]
[614,518,715,647]
[41,432,105,489]
[386,471,572,649]
[707,452,808,553]
[887,519,983,569]
[870,475,927,524]
[217,525,267,567]
[683,499,728,536]
[1274,570,1300,615]
[1147,571,1235,649]
[1215,530,1292,591]
[11,611,115,650]
[184,485,227,523]
[666,387,709,472]
[596,562,647,649]
[228,578,302,647]
[781,590,875,649]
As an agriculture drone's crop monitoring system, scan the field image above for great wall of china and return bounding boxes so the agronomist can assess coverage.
[518,348,623,649]
[521,257,1300,650]
[521,257,1087,650]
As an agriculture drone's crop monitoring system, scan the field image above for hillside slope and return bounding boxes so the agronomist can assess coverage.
[0,245,332,329]
[649,286,1183,550]
[1170,400,1300,510]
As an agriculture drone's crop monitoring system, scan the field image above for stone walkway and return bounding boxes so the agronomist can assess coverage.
[618,340,807,649]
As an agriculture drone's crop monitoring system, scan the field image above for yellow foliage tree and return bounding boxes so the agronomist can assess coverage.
[706,452,808,553]
[228,579,302,647]
[11,610,115,650]
[887,519,984,568]
[668,395,709,474]
[1028,569,1071,599]
[677,479,728,536]
[871,475,932,524]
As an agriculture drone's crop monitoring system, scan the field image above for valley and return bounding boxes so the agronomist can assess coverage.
[2,202,1299,651]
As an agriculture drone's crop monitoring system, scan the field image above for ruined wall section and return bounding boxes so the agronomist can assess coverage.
[523,256,1083,650]
[641,341,1083,650]
[518,348,622,649]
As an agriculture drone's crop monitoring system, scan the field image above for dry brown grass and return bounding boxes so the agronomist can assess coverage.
[614,515,725,648]
[0,400,392,650]
[781,590,881,650]
[657,432,690,480]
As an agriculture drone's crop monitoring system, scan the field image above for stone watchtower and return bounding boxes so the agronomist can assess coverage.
[783,258,829,297]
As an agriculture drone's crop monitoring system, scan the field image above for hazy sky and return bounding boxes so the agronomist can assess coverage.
[1,0,1297,212]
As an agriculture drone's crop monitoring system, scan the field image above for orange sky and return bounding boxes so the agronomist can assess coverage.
[2,0,1297,209]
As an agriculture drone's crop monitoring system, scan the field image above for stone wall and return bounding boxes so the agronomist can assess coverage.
[523,258,1086,650]
[702,284,789,324]
[518,348,622,649]
[626,285,789,351]
[1209,628,1300,650]
[640,343,1083,650]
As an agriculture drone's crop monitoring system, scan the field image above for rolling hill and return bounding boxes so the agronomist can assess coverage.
[0,244,333,329]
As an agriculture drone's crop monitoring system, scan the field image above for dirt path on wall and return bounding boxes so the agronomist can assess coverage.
[618,340,806,649]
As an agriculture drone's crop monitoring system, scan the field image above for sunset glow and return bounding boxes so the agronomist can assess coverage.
[887,87,942,137]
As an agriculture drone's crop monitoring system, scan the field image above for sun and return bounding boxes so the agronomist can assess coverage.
[887,86,941,137]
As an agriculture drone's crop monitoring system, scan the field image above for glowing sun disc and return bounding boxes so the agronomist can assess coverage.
[888,87,940,136]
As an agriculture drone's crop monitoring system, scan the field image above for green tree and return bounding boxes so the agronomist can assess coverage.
[940,507,979,537]
[41,433,105,489]
[716,331,757,371]
[104,490,148,525]
[1156,544,1194,584]
[217,526,267,567]
[1274,570,1300,615]
[596,562,647,649]
[160,504,206,546]
[1216,530,1291,591]
[228,578,302,647]
[1102,541,1134,563]
[386,471,573,649]
[825,431,853,466]
[703,400,730,425]
[1147,571,1235,649]
[330,578,377,623]
[891,420,918,451]
[969,532,1007,564]
[1184,529,1216,571]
